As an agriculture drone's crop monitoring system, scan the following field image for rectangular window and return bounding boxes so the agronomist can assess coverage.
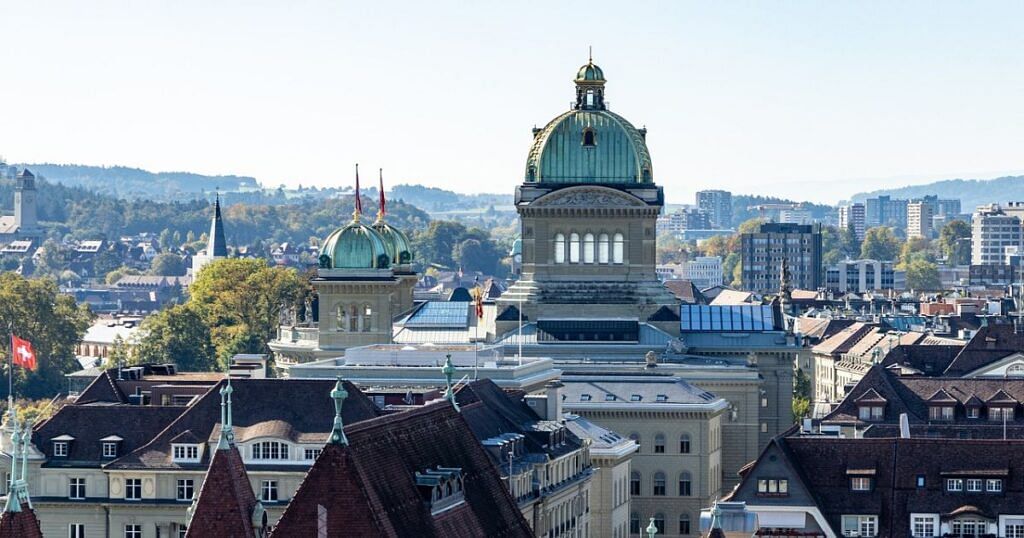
[69,524,86,538]
[172,444,199,462]
[912,515,937,538]
[916,475,925,488]
[990,407,1015,422]
[69,477,86,500]
[966,478,983,492]
[967,407,979,419]
[124,525,142,538]
[261,480,279,501]
[946,478,963,492]
[841,515,878,537]
[304,448,322,460]
[851,477,872,491]
[125,478,142,500]
[176,479,194,501]
[102,442,118,458]
[54,441,68,457]
[986,478,1002,492]
[757,478,788,496]
[929,406,954,421]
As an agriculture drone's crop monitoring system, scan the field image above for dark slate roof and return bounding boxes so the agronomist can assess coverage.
[732,435,1024,536]
[75,370,128,404]
[33,404,186,466]
[879,345,963,377]
[207,196,228,258]
[107,379,380,470]
[944,323,1024,376]
[0,509,43,538]
[663,280,707,304]
[271,402,533,538]
[825,365,1024,428]
[185,445,260,538]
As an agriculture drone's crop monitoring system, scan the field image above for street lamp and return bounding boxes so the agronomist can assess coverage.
[646,517,658,538]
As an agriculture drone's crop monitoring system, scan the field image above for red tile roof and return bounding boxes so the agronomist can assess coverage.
[0,509,43,538]
[185,445,262,538]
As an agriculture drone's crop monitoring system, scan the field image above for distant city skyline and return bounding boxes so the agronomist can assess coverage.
[2,1,1023,205]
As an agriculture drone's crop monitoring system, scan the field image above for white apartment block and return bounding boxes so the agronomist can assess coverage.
[971,204,1023,265]
[907,201,934,239]
[656,257,723,289]
[838,203,866,241]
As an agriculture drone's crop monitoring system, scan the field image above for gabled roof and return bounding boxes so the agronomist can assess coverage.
[0,509,43,538]
[986,389,1018,406]
[853,388,887,405]
[75,370,129,404]
[926,389,958,405]
[944,323,1024,376]
[33,404,186,464]
[271,402,532,537]
[185,445,261,538]
[879,345,963,377]
[107,379,380,470]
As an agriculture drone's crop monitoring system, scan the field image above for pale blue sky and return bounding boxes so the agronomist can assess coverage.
[2,1,1022,204]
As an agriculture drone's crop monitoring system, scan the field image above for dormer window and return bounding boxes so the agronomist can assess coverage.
[415,467,465,516]
[857,405,883,421]
[582,128,596,147]
[172,444,201,463]
[656,394,668,402]
[52,434,75,457]
[605,394,616,402]
[928,405,954,421]
[251,441,290,460]
[100,435,123,458]
[630,394,642,402]
[580,394,592,402]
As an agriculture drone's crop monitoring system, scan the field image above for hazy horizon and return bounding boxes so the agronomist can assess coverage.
[3,1,1022,205]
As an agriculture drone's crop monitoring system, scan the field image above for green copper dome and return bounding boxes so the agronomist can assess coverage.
[525,61,653,184]
[576,61,605,82]
[320,219,391,269]
[372,220,413,266]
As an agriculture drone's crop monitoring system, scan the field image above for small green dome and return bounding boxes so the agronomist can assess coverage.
[320,220,391,269]
[576,61,605,82]
[372,220,413,266]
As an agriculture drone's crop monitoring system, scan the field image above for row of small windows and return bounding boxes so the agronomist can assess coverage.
[629,513,691,535]
[629,471,693,496]
[628,432,692,454]
[553,232,624,264]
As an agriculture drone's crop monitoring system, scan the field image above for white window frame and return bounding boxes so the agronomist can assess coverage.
[69,477,86,500]
[54,441,68,457]
[999,516,1024,538]
[69,523,86,538]
[171,444,200,463]
[303,448,322,461]
[851,477,872,491]
[251,441,290,461]
[102,442,118,458]
[987,478,1003,492]
[261,479,279,501]
[842,515,878,537]
[911,514,939,538]
[966,478,983,492]
[125,478,142,501]
[176,479,194,501]
[946,478,963,492]
[124,524,142,538]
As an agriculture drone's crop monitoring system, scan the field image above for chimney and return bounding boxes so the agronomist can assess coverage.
[899,413,910,439]
[545,380,564,422]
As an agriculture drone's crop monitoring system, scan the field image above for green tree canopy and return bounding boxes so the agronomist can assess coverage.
[904,258,942,290]
[149,252,187,276]
[938,219,972,265]
[860,227,902,261]
[132,304,217,371]
[0,273,94,399]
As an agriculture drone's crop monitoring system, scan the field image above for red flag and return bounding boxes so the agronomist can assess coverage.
[11,335,36,371]
[378,168,386,219]
[354,163,363,216]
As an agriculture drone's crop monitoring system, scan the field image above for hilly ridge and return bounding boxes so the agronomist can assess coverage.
[852,175,1024,210]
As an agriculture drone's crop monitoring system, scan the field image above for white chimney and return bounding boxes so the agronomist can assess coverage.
[899,413,911,439]
[545,381,564,421]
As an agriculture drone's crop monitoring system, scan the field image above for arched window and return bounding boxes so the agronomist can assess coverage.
[679,514,691,535]
[630,513,641,535]
[554,234,565,264]
[1008,364,1024,376]
[629,432,640,453]
[569,233,580,263]
[612,232,625,264]
[583,233,595,263]
[582,128,596,147]
[654,433,666,454]
[339,303,352,329]
[653,514,665,534]
[678,472,692,496]
[629,471,641,496]
[598,234,610,263]
[653,472,666,496]
[679,433,691,454]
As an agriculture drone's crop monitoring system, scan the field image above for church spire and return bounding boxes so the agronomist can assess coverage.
[328,377,349,446]
[207,191,228,258]
[353,164,363,221]
[376,168,386,223]
[217,377,235,450]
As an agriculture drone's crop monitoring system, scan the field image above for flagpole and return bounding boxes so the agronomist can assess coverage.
[7,324,13,412]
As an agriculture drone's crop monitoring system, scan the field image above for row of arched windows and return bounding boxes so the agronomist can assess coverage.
[553,232,624,264]
[629,471,692,497]
[335,303,374,333]
[629,512,691,536]
[629,432,692,454]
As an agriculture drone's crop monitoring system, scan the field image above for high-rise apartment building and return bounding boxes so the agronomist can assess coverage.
[864,195,909,229]
[838,203,866,240]
[971,204,1023,265]
[907,200,934,239]
[740,223,823,294]
[696,190,732,228]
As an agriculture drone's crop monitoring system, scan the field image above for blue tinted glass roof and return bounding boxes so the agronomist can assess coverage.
[680,305,776,332]
[406,301,470,328]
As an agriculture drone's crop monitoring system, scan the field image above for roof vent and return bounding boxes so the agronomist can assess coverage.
[899,413,911,439]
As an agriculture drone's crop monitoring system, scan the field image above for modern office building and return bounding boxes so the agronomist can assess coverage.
[740,223,823,294]
[824,259,897,293]
[864,195,908,228]
[696,190,732,229]
[837,203,865,241]
[777,207,812,225]
[971,204,1023,265]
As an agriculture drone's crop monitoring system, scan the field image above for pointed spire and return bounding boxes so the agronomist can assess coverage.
[207,190,228,258]
[442,354,459,412]
[352,163,363,221]
[376,168,386,223]
[588,45,593,64]
[3,424,20,513]
[217,376,235,450]
[328,377,349,446]
[2,414,30,514]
